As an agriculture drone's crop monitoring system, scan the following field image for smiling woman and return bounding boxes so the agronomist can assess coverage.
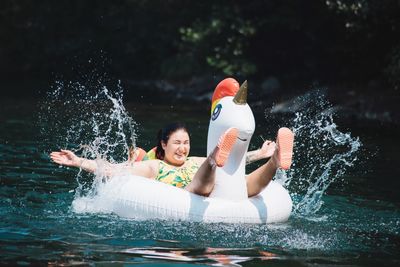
[156,123,192,165]
[153,123,201,189]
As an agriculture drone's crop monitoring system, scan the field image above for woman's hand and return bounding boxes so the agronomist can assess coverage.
[50,149,81,168]
[259,140,276,159]
[246,140,276,164]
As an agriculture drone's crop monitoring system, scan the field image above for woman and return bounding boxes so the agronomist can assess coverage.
[50,122,294,197]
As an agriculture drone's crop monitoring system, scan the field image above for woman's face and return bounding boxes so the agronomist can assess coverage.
[161,129,190,166]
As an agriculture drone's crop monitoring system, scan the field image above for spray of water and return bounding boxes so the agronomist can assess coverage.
[40,80,138,196]
[272,90,362,216]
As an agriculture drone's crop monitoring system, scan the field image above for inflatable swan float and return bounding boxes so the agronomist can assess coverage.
[73,78,293,223]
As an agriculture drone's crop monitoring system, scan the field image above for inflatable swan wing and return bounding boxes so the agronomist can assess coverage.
[72,78,293,223]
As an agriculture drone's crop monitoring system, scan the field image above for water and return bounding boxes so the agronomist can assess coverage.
[1,84,399,266]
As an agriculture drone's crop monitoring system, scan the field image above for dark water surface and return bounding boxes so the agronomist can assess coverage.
[1,93,399,266]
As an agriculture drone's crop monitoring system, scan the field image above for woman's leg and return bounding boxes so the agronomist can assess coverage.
[185,128,238,196]
[185,147,218,196]
[246,128,294,197]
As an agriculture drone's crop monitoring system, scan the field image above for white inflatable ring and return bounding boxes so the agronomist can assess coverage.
[73,79,293,224]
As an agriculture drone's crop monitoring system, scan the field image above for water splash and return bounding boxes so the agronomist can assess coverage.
[40,80,138,196]
[273,91,362,216]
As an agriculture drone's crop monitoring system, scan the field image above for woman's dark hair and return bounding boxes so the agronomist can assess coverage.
[156,122,189,160]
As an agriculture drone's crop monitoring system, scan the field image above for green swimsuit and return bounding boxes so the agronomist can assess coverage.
[155,158,199,188]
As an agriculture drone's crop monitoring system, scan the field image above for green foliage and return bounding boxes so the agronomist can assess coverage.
[323,0,400,86]
[0,0,399,91]
[179,7,257,76]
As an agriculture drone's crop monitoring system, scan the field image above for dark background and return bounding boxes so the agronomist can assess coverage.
[1,0,399,124]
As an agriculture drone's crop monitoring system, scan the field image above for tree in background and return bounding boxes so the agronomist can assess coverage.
[0,0,399,92]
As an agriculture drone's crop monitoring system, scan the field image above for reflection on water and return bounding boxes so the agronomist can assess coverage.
[0,83,399,266]
[122,246,278,266]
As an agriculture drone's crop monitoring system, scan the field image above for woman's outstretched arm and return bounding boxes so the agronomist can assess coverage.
[50,149,98,173]
[50,149,158,178]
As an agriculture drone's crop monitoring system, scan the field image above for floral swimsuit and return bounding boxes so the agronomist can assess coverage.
[155,158,199,188]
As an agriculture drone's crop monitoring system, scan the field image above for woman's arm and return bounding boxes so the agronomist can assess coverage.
[246,150,262,164]
[246,140,276,164]
[50,149,98,172]
[50,149,158,178]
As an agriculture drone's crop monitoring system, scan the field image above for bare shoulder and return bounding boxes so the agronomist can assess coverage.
[189,156,206,166]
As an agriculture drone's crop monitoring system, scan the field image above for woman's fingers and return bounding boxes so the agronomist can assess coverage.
[51,154,66,163]
[50,157,64,165]
[50,150,81,168]
[262,141,276,158]
[52,158,64,165]
[50,150,74,166]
